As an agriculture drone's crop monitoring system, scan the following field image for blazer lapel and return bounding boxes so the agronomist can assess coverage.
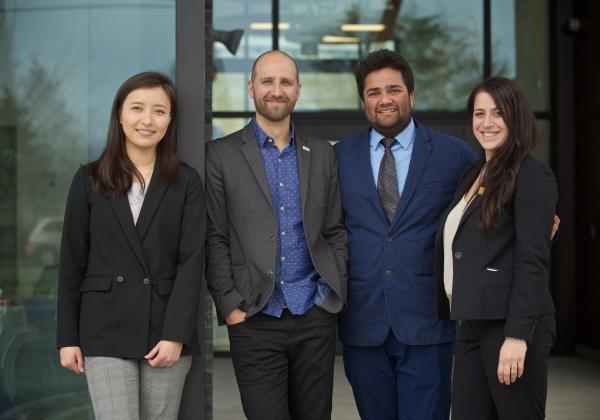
[456,159,486,231]
[391,125,432,226]
[110,195,149,272]
[356,129,388,224]
[136,165,168,243]
[295,130,311,209]
[239,124,273,208]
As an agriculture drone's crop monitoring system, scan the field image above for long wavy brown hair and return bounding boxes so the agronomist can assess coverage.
[89,71,179,196]
[467,77,539,233]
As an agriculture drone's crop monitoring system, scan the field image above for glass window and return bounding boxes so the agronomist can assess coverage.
[279,0,483,111]
[213,0,272,112]
[0,1,174,417]
[492,0,550,111]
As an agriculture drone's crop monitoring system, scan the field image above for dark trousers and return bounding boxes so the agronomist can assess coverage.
[343,331,453,420]
[452,316,555,420]
[227,306,337,420]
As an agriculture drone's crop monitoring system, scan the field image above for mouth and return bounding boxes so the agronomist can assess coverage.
[377,108,398,115]
[480,131,500,137]
[136,128,156,136]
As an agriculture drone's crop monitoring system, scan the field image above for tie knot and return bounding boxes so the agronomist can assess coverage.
[380,137,397,149]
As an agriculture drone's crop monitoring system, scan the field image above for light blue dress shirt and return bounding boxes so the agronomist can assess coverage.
[370,118,416,198]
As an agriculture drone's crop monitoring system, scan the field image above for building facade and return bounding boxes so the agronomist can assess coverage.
[0,0,596,418]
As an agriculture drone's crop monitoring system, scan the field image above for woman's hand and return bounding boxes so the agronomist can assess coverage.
[144,340,184,368]
[497,338,527,384]
[60,346,85,374]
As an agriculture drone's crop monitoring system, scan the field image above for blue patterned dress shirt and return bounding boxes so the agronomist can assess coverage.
[252,118,329,317]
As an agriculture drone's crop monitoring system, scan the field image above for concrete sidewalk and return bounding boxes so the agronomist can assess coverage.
[214,356,600,419]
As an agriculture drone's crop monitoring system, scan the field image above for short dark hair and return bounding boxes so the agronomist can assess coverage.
[251,50,300,83]
[89,71,179,196]
[354,49,415,100]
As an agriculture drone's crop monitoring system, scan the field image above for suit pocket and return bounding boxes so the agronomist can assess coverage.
[80,276,112,293]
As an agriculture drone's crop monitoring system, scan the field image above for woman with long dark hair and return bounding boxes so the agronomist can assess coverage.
[435,77,558,419]
[57,72,205,419]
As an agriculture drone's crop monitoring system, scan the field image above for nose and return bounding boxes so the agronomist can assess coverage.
[482,113,494,127]
[141,110,153,125]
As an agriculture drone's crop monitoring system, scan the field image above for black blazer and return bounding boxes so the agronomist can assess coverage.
[434,155,558,341]
[205,123,348,323]
[57,163,206,358]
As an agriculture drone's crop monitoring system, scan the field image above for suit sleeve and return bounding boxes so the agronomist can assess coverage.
[503,160,558,341]
[323,144,348,302]
[161,168,206,344]
[205,143,245,322]
[57,167,90,348]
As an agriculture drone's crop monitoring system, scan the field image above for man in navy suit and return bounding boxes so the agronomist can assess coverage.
[334,50,478,419]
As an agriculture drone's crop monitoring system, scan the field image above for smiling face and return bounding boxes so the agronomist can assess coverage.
[472,91,508,160]
[120,86,172,154]
[248,51,300,123]
[362,67,414,137]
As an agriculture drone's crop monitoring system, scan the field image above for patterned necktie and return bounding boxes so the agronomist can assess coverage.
[377,137,399,224]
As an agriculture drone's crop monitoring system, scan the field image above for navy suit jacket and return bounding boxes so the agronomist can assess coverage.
[334,121,478,346]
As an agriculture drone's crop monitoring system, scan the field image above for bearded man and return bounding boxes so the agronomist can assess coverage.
[205,50,347,420]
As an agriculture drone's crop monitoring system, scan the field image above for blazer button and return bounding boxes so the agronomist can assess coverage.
[143,277,150,285]
[267,269,274,276]
[385,236,393,243]
[270,235,276,242]
[454,251,463,260]
[385,269,392,276]
[116,276,124,283]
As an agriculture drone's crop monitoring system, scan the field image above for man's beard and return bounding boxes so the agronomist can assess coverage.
[254,96,296,122]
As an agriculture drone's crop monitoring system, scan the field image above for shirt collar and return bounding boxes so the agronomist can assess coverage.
[252,117,295,149]
[370,118,415,151]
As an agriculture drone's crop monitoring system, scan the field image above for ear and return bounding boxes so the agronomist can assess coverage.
[409,92,415,108]
[247,80,254,99]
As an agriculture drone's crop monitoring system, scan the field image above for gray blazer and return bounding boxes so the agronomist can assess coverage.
[205,122,348,324]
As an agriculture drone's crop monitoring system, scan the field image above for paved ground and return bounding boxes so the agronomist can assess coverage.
[214,356,600,419]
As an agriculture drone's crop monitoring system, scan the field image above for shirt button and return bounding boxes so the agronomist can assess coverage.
[385,236,393,243]
[454,251,463,260]
[280,206,285,212]
[281,256,286,261]
[281,231,286,236]
[116,276,124,283]
[384,269,392,277]
[279,182,284,187]
[143,277,150,285]
[280,281,285,285]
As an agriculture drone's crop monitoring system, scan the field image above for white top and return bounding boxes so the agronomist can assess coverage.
[443,196,469,305]
[127,183,146,225]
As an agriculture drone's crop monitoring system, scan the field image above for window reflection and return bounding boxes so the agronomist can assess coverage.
[0,1,174,417]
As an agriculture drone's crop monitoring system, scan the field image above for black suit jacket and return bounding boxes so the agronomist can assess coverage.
[57,163,206,358]
[434,155,558,341]
[205,122,348,324]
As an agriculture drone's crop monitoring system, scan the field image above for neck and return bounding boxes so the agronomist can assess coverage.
[126,144,157,174]
[255,113,291,150]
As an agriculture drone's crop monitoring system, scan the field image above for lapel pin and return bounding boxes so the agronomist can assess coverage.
[302,145,310,152]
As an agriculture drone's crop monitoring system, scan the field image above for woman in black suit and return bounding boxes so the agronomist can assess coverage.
[57,72,206,419]
[435,77,558,420]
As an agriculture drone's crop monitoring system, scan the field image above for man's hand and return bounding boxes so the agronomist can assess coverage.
[497,339,527,385]
[144,340,184,368]
[60,346,85,374]
[225,308,247,326]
